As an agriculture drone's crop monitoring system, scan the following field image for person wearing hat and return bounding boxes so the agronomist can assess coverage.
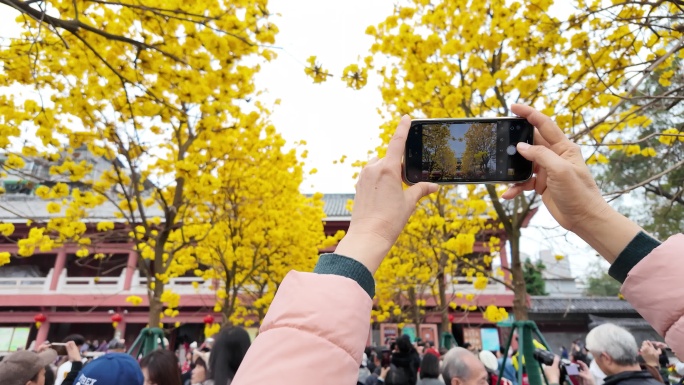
[0,347,57,385]
[58,341,143,385]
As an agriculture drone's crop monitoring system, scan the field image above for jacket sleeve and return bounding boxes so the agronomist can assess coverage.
[61,361,83,385]
[621,233,684,358]
[232,270,373,385]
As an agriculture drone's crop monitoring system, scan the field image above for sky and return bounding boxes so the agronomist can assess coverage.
[0,0,608,279]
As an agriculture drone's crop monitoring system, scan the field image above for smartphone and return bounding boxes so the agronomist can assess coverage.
[50,343,68,356]
[403,118,534,185]
[381,349,391,368]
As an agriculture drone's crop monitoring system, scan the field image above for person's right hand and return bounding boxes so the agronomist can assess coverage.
[542,355,561,384]
[641,341,662,366]
[65,341,82,363]
[502,104,645,262]
[502,104,610,232]
[577,361,597,385]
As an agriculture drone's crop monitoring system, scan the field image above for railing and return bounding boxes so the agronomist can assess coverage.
[0,276,50,294]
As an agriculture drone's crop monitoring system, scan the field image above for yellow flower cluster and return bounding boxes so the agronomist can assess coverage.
[0,251,10,266]
[125,295,143,306]
[483,305,509,323]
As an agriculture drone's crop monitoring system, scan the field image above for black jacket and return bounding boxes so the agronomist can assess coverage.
[603,370,664,385]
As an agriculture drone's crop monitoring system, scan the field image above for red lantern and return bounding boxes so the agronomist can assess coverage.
[111,313,123,329]
[34,313,47,329]
[203,315,214,325]
[448,313,455,323]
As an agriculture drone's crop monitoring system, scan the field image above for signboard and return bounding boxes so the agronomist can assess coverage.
[463,327,482,350]
[9,328,30,351]
[0,328,13,351]
[481,328,500,352]
[402,325,417,343]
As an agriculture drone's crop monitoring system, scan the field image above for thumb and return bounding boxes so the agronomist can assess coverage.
[405,182,439,206]
[517,142,565,172]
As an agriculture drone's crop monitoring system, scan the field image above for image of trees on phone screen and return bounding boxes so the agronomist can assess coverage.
[422,122,496,181]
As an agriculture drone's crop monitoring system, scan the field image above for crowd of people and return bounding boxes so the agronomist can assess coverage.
[0,326,251,385]
[1,105,682,385]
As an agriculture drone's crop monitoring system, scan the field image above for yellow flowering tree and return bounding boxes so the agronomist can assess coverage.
[373,185,510,331]
[301,0,682,320]
[190,124,332,326]
[0,0,287,327]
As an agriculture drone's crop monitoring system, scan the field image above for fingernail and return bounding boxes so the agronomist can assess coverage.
[517,142,531,151]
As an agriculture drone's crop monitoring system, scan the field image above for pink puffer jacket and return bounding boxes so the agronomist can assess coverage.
[622,234,684,358]
[232,271,372,385]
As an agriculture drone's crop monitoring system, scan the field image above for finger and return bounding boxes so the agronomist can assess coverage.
[535,165,548,195]
[511,104,568,147]
[502,177,537,200]
[534,127,551,148]
[367,156,380,166]
[405,182,439,205]
[577,361,589,371]
[385,115,411,165]
[516,142,567,172]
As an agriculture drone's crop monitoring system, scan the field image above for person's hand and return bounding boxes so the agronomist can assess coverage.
[502,104,610,231]
[380,366,390,380]
[577,361,597,385]
[65,341,82,363]
[335,115,439,273]
[502,104,644,262]
[35,342,51,353]
[542,355,561,384]
[650,341,669,350]
[641,341,662,366]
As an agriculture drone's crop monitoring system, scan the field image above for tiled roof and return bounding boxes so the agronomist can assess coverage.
[318,193,354,218]
[529,296,638,314]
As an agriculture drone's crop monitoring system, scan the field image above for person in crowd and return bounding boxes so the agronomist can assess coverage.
[57,341,143,385]
[589,358,607,385]
[358,353,372,385]
[442,347,490,385]
[417,353,444,385]
[230,106,683,384]
[140,349,182,385]
[190,351,213,385]
[44,364,56,385]
[208,326,250,385]
[462,343,474,354]
[544,323,662,385]
[561,346,569,360]
[385,334,420,385]
[496,347,518,385]
[55,334,86,385]
[366,348,378,374]
[424,341,440,359]
[640,341,670,384]
[0,346,57,385]
[106,338,126,353]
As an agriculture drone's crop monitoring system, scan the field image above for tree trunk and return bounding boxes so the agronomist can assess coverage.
[509,231,529,320]
[149,281,164,327]
[437,266,450,334]
[407,286,422,334]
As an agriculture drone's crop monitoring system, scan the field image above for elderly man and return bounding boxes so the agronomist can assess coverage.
[442,347,490,385]
[544,323,662,385]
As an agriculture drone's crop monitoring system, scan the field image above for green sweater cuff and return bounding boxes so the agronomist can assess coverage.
[608,231,661,283]
[314,253,375,298]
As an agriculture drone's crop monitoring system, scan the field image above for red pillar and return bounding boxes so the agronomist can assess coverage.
[49,250,67,291]
[123,251,138,290]
[35,321,50,347]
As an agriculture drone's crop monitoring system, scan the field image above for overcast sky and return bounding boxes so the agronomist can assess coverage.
[0,1,606,279]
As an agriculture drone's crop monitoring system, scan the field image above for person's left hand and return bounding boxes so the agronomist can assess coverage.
[35,342,51,353]
[542,356,561,384]
[65,341,82,363]
[335,115,439,273]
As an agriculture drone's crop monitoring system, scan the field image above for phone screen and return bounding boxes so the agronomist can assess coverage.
[381,350,391,368]
[564,363,580,376]
[403,118,533,184]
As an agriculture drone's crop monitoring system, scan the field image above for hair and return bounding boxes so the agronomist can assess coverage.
[209,326,251,385]
[499,346,507,355]
[585,323,638,366]
[44,365,55,385]
[442,347,474,384]
[62,334,85,346]
[397,335,412,354]
[463,342,473,349]
[195,356,209,372]
[140,349,182,385]
[425,341,434,349]
[420,353,440,379]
